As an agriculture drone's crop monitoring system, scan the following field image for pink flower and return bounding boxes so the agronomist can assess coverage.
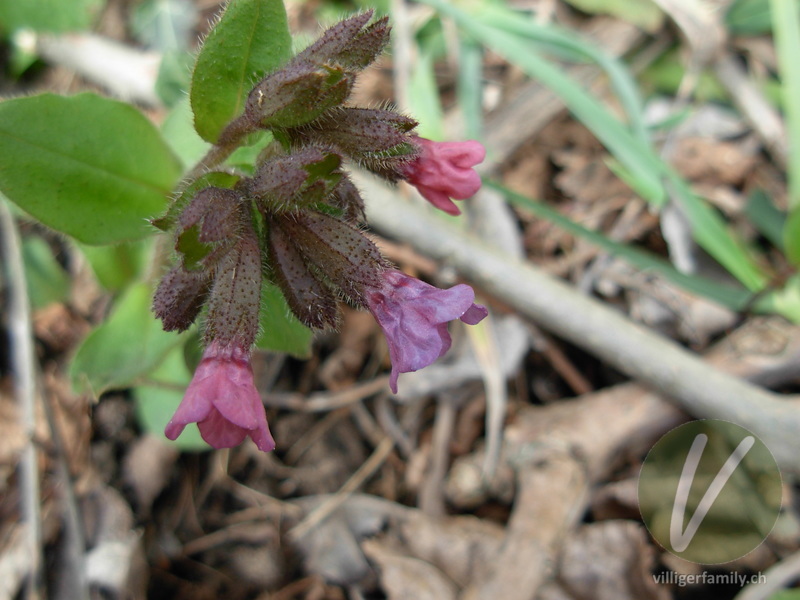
[400,137,486,215]
[165,341,275,452]
[365,269,488,393]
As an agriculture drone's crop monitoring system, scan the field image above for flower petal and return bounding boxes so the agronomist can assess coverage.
[366,270,485,393]
[247,399,276,452]
[400,137,486,214]
[460,303,488,325]
[198,408,249,449]
[210,355,261,430]
[163,341,275,452]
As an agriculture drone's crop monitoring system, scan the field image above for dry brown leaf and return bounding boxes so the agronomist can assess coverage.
[590,478,640,521]
[0,524,31,600]
[559,521,669,600]
[290,495,405,585]
[122,434,179,515]
[671,137,758,186]
[400,511,504,588]
[362,538,458,600]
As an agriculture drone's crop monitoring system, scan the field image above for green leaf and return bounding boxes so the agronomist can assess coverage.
[155,49,195,108]
[755,274,800,323]
[225,131,273,173]
[151,171,239,233]
[255,281,314,357]
[457,35,484,140]
[408,50,445,140]
[783,207,800,266]
[767,590,800,600]
[727,0,772,35]
[745,188,785,250]
[0,0,103,34]
[639,49,728,102]
[161,96,212,171]
[77,239,153,292]
[71,282,186,396]
[190,0,292,143]
[490,181,756,311]
[133,344,209,451]
[561,0,663,32]
[423,0,770,292]
[0,93,182,245]
[22,236,71,309]
[666,174,768,292]
[771,0,800,210]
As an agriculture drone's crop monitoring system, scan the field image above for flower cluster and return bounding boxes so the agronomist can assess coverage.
[153,11,487,452]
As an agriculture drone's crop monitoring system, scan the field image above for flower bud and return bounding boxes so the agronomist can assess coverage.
[400,137,486,215]
[268,217,340,329]
[174,187,245,271]
[296,11,390,71]
[364,269,488,392]
[165,341,275,452]
[305,108,417,155]
[246,146,342,211]
[180,187,243,243]
[288,108,419,180]
[152,265,212,332]
[276,210,385,303]
[151,173,241,233]
[330,174,365,222]
[205,226,262,348]
[243,61,353,130]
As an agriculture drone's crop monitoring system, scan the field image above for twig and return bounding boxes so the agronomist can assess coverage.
[376,395,415,457]
[419,396,457,516]
[359,174,800,474]
[466,316,507,479]
[714,52,788,169]
[264,376,389,412]
[0,198,43,600]
[529,327,594,396]
[40,388,90,600]
[287,437,395,541]
[733,550,800,600]
[389,0,413,113]
[34,33,161,106]
[284,407,352,465]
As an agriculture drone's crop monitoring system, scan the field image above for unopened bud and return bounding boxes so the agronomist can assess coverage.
[153,266,212,332]
[276,210,385,303]
[309,108,417,153]
[330,174,365,222]
[246,146,342,211]
[180,187,243,243]
[151,173,241,233]
[268,218,340,329]
[205,226,262,347]
[297,11,390,71]
[174,187,244,271]
[244,61,353,130]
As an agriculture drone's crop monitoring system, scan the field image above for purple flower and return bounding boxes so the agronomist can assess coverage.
[364,269,488,393]
[400,137,486,215]
[165,341,275,452]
